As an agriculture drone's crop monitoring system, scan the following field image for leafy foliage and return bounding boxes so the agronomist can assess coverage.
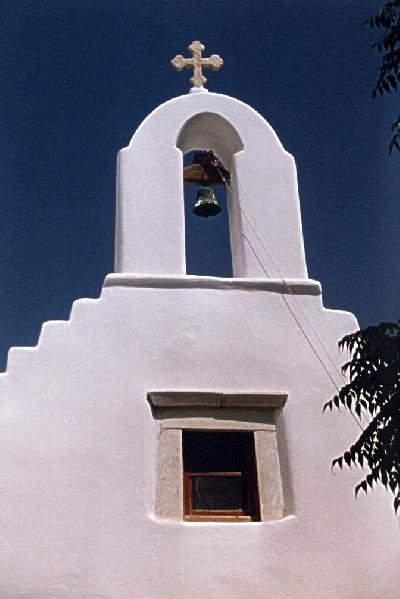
[324,322,400,513]
[365,0,400,153]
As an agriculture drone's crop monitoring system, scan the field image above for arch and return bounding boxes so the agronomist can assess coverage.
[181,149,233,277]
[177,113,244,278]
[115,92,308,279]
[176,112,244,168]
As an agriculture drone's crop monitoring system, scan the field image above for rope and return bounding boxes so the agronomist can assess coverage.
[243,229,347,398]
[211,159,365,431]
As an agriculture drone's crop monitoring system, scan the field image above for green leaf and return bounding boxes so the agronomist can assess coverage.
[329,322,400,512]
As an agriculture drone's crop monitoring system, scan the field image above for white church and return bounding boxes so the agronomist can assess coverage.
[0,41,399,598]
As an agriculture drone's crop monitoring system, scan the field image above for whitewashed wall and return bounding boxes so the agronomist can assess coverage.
[0,92,399,599]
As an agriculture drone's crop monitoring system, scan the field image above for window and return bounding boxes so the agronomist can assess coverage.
[148,390,287,522]
[182,431,260,522]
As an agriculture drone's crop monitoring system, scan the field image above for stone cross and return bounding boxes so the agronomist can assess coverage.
[171,41,223,89]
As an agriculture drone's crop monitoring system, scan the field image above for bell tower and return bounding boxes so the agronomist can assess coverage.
[114,41,308,280]
[1,40,399,599]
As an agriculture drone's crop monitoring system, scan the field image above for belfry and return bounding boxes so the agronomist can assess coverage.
[0,41,399,598]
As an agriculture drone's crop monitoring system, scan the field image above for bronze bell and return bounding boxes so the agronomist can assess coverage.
[192,186,222,218]
[183,150,227,218]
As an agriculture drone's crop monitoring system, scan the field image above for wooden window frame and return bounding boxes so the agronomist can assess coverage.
[182,431,261,522]
[184,471,247,519]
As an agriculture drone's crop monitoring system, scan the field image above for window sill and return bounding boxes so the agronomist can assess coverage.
[184,515,252,523]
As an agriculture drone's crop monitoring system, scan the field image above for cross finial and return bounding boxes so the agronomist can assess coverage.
[171,41,223,91]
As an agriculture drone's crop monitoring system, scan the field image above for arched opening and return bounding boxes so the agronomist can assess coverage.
[183,150,232,277]
[177,113,244,278]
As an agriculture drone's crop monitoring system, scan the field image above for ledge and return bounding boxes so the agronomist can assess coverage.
[147,391,287,409]
[184,515,252,522]
[104,274,321,296]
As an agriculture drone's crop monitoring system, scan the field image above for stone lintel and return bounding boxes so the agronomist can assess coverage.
[148,390,288,410]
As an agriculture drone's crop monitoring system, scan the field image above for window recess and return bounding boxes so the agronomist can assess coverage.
[183,430,260,522]
[148,390,287,523]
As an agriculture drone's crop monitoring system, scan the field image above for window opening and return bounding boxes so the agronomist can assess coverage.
[182,430,260,522]
[183,151,233,277]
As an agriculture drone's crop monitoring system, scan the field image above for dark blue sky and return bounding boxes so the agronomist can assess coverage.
[0,0,397,370]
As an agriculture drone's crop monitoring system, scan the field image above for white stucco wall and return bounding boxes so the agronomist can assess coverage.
[0,280,399,599]
[1,91,399,598]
